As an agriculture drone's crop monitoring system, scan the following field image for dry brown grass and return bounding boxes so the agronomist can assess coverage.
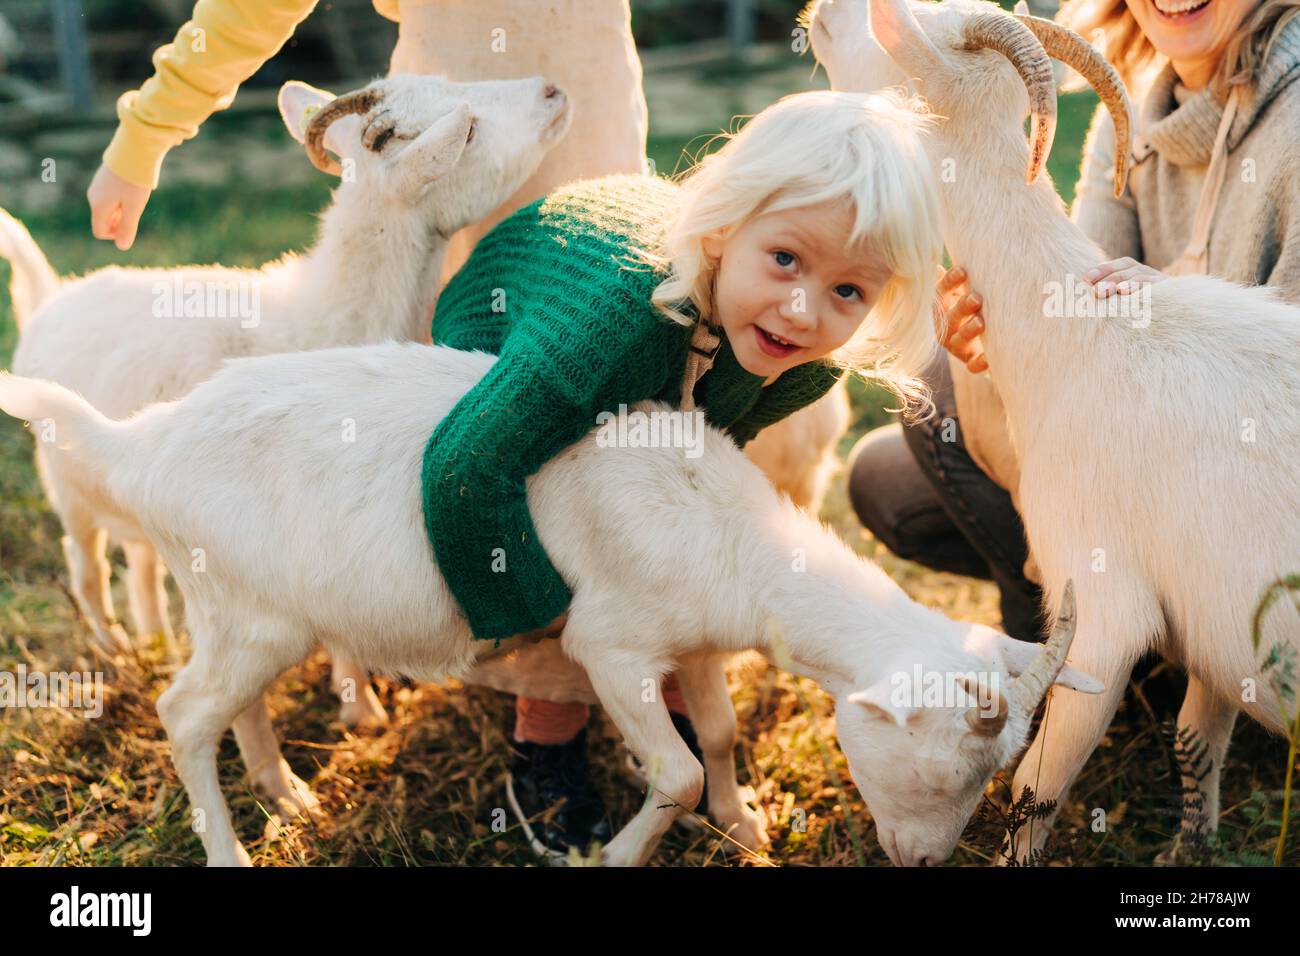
[3,440,1294,867]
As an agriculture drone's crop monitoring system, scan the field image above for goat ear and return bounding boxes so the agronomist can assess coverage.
[847,678,921,727]
[868,0,945,76]
[393,103,473,198]
[278,81,336,146]
[995,633,1104,694]
[1054,664,1104,694]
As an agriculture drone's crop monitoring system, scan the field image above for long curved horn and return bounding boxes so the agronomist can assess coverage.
[960,12,1057,187]
[1015,14,1133,198]
[1008,579,1077,723]
[304,88,381,176]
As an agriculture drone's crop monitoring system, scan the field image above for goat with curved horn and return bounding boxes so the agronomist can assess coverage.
[959,12,1057,186]
[867,0,1058,187]
[1012,10,1135,197]
[304,89,382,176]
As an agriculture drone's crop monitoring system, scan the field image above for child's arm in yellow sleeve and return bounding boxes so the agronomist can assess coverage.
[102,0,321,190]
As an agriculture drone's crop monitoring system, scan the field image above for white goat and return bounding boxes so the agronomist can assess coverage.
[2,72,570,726]
[810,0,1300,861]
[0,345,1099,866]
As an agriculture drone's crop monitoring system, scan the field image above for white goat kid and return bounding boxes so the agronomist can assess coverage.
[0,346,1099,867]
[2,72,570,727]
[810,0,1300,861]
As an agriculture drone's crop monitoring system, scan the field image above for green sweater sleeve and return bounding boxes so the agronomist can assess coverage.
[421,313,674,642]
[729,361,845,448]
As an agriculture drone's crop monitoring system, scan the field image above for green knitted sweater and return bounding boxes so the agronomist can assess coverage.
[422,173,843,641]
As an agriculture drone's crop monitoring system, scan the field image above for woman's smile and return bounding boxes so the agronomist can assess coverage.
[1151,0,1214,22]
[1125,0,1261,88]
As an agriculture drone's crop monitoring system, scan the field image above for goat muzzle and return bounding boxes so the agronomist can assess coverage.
[304,89,382,176]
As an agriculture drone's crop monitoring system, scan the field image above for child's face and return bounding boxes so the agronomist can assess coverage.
[702,200,891,380]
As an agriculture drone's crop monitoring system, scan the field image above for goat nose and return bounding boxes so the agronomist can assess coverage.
[543,84,562,99]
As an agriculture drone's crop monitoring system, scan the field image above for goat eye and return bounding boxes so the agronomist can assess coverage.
[466,119,477,144]
[362,110,398,152]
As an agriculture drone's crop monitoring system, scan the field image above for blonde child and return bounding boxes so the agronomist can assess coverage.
[423,87,942,856]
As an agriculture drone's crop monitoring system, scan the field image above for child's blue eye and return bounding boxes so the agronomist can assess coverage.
[773,250,795,268]
[835,284,863,301]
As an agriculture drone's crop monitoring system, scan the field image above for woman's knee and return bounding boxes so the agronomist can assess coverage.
[848,424,943,558]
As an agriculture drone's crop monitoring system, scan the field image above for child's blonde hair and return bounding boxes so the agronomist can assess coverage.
[644,88,943,417]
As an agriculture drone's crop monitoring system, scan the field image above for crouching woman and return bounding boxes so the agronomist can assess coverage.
[848,0,1300,643]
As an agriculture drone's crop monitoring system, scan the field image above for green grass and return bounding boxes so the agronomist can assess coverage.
[1,75,1296,868]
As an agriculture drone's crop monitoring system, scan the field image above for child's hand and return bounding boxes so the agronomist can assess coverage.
[519,612,569,644]
[87,164,152,251]
[1085,257,1167,297]
[937,264,987,374]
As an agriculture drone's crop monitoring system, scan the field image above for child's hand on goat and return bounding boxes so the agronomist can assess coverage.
[938,264,987,374]
[519,611,569,644]
[87,163,152,251]
[1086,257,1167,297]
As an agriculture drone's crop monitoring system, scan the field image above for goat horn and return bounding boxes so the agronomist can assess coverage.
[962,677,1009,738]
[960,12,1057,187]
[304,89,381,176]
[1014,14,1133,198]
[1009,579,1077,722]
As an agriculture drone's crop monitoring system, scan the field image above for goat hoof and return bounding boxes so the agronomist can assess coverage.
[279,778,323,819]
[338,690,388,731]
[252,765,322,821]
[722,805,769,852]
[91,623,133,658]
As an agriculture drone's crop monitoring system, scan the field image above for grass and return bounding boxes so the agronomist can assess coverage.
[1,71,1296,867]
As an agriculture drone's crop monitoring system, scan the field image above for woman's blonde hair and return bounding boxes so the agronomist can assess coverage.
[1059,0,1300,97]
[639,88,944,418]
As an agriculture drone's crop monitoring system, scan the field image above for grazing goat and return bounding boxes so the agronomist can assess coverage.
[0,345,1098,866]
[809,0,1300,861]
[2,72,570,726]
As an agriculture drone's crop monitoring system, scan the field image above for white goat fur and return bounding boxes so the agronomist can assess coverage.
[2,72,570,725]
[0,342,1098,866]
[811,0,1300,861]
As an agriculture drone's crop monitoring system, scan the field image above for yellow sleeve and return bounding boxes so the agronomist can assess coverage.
[101,0,321,189]
[371,0,400,23]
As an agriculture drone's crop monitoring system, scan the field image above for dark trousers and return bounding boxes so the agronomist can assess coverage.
[847,357,1046,643]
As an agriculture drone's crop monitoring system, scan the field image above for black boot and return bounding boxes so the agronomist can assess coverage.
[505,727,613,861]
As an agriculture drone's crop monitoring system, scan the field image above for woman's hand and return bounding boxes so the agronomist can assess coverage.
[937,264,987,374]
[1085,257,1167,297]
[87,164,152,251]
